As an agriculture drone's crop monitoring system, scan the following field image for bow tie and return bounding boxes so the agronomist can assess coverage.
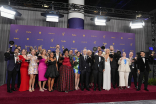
[142,57,145,58]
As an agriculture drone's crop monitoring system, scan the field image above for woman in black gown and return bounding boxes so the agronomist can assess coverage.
[45,52,59,92]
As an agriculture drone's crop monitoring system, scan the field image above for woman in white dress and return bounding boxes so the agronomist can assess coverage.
[103,49,111,91]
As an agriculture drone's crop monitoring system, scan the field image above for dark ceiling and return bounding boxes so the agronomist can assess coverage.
[48,0,156,12]
[0,0,156,12]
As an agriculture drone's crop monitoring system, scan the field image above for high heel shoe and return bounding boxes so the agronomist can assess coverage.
[32,88,35,91]
[29,89,32,92]
[43,88,47,90]
[39,89,44,92]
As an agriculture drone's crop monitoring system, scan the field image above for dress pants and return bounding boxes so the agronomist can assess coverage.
[138,70,149,89]
[7,68,17,91]
[94,70,103,89]
[111,68,118,87]
[128,68,137,87]
[80,70,90,89]
[119,71,129,87]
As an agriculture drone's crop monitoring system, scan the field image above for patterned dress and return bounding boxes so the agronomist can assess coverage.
[28,56,38,74]
[57,57,75,92]
[73,56,80,74]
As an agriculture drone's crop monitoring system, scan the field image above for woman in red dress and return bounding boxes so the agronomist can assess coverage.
[19,49,30,91]
[57,48,75,93]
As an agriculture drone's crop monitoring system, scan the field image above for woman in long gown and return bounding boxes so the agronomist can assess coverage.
[103,49,111,91]
[57,48,75,93]
[44,52,59,92]
[38,49,47,92]
[19,49,30,91]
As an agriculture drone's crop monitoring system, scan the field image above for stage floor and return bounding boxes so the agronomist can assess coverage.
[0,84,156,104]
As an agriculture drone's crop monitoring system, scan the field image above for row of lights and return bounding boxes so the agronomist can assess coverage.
[0,6,145,29]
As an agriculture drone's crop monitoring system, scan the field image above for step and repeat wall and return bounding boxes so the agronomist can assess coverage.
[10,24,135,55]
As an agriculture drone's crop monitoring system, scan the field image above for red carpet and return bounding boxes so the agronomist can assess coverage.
[0,83,156,104]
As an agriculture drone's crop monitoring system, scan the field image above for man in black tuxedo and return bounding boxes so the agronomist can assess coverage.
[92,50,105,91]
[5,46,20,93]
[137,51,153,91]
[128,52,138,88]
[79,49,91,91]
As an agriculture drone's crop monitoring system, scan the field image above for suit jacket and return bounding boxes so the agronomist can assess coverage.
[79,55,92,72]
[118,58,131,72]
[137,57,151,72]
[92,52,105,72]
[110,53,119,69]
[129,58,138,72]
[5,48,20,71]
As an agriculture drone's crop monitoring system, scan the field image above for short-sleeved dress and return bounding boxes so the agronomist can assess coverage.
[28,56,38,74]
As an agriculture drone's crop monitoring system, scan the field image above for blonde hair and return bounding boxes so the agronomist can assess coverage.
[105,49,110,55]
[41,49,46,55]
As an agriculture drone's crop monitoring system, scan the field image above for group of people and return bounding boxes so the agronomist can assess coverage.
[5,44,154,93]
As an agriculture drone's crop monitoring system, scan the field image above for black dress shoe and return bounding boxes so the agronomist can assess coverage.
[86,88,90,91]
[144,88,149,91]
[113,86,116,89]
[98,88,101,91]
[11,88,17,91]
[137,88,140,91]
[81,88,84,91]
[7,90,12,93]
[94,88,96,91]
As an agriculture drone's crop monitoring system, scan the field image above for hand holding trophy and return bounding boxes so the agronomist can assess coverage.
[4,41,15,58]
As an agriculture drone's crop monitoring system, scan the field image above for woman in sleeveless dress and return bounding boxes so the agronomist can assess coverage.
[103,49,111,91]
[28,49,38,92]
[38,49,47,92]
[57,48,75,93]
[44,52,59,92]
[19,49,30,91]
[73,51,81,90]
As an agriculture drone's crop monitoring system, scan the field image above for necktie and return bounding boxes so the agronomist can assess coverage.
[85,56,86,61]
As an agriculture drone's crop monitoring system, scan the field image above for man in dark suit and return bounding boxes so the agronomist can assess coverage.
[128,52,138,88]
[5,46,20,93]
[79,49,91,91]
[137,51,153,91]
[92,50,105,91]
[110,45,119,89]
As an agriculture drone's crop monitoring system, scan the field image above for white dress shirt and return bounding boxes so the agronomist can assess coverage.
[142,57,145,63]
[56,54,59,61]
[14,54,17,63]
[84,55,87,60]
[99,56,101,62]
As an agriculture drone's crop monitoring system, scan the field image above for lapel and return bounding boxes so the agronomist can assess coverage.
[13,54,15,64]
[99,56,101,63]
[141,57,145,65]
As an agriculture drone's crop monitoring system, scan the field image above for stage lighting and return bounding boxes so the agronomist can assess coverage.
[0,6,22,19]
[0,6,16,19]
[130,19,145,29]
[41,11,64,23]
[46,15,59,22]
[95,17,106,26]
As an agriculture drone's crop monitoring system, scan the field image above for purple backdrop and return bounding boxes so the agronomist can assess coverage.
[9,24,135,55]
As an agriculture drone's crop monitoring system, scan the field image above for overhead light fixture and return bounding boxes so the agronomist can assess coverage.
[95,17,106,26]
[90,16,110,26]
[130,19,145,29]
[0,6,22,19]
[46,15,59,22]
[41,11,64,22]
